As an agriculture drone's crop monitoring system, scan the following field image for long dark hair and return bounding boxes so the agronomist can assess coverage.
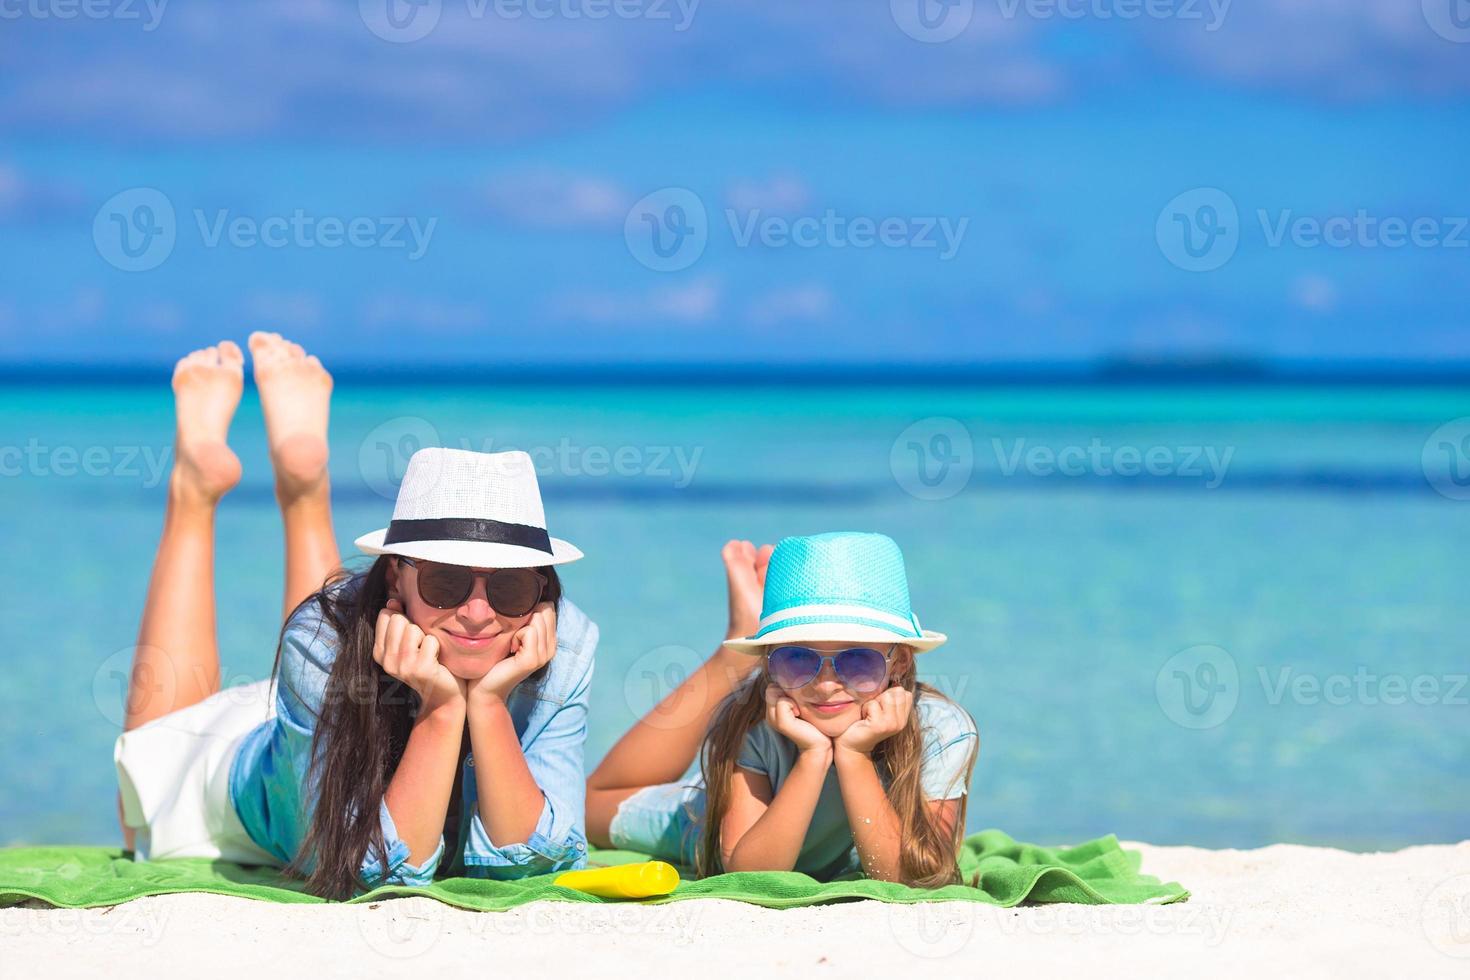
[279,555,562,900]
[696,648,976,888]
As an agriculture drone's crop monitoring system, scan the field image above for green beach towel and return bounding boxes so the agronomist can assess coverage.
[0,830,1187,911]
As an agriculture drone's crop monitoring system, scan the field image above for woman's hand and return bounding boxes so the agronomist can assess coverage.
[374,599,464,714]
[764,684,833,760]
[835,687,913,755]
[467,601,557,707]
[723,540,774,641]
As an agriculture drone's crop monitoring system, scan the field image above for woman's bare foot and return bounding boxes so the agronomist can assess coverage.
[170,343,244,505]
[248,331,333,502]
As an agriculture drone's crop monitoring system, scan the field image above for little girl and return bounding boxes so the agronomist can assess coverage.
[114,334,597,899]
[588,532,977,886]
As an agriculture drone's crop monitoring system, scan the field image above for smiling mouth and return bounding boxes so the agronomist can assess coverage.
[444,631,499,651]
[808,700,854,715]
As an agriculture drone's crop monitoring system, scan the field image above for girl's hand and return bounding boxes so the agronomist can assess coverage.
[835,687,913,755]
[374,599,463,713]
[723,540,774,641]
[468,601,557,706]
[764,684,832,758]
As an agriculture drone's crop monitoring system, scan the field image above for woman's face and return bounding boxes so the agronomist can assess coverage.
[772,641,909,738]
[386,559,533,680]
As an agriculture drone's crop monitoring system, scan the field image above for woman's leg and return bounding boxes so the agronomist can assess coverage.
[585,541,771,846]
[125,343,245,731]
[248,332,339,622]
[120,343,245,845]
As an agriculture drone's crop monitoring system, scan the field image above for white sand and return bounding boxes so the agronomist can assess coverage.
[4,840,1469,978]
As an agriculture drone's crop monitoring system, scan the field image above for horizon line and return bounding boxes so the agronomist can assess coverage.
[2,358,1469,387]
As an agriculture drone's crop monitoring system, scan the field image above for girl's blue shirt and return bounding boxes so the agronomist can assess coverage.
[737,693,977,878]
[227,576,598,890]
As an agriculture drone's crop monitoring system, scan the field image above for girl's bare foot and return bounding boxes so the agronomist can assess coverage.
[715,539,774,689]
[170,343,244,505]
[248,331,333,502]
[723,539,774,642]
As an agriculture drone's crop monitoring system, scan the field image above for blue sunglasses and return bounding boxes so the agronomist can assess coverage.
[766,644,895,694]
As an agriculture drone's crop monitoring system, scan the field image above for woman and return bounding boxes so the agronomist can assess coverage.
[114,333,597,899]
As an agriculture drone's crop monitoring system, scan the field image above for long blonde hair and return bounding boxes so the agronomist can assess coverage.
[695,647,976,887]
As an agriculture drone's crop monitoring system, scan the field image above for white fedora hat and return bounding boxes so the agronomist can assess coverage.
[355,447,583,568]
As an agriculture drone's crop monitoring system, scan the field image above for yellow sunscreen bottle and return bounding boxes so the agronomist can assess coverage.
[554,861,680,899]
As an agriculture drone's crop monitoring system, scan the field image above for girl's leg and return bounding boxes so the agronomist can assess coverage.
[585,541,771,846]
[120,343,245,846]
[248,332,338,622]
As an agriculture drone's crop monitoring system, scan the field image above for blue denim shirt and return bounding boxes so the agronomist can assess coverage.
[228,575,598,891]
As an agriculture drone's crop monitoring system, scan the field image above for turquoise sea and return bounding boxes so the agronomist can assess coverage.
[2,381,1468,850]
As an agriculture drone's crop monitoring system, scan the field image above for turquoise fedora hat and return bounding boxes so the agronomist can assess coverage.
[723,531,946,654]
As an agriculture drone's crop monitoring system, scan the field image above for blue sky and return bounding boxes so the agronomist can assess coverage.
[1,0,1468,367]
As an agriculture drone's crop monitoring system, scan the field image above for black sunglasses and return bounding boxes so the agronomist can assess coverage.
[396,557,546,617]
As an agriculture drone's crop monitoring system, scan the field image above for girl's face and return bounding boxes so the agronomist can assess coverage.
[772,641,910,738]
[386,559,533,680]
